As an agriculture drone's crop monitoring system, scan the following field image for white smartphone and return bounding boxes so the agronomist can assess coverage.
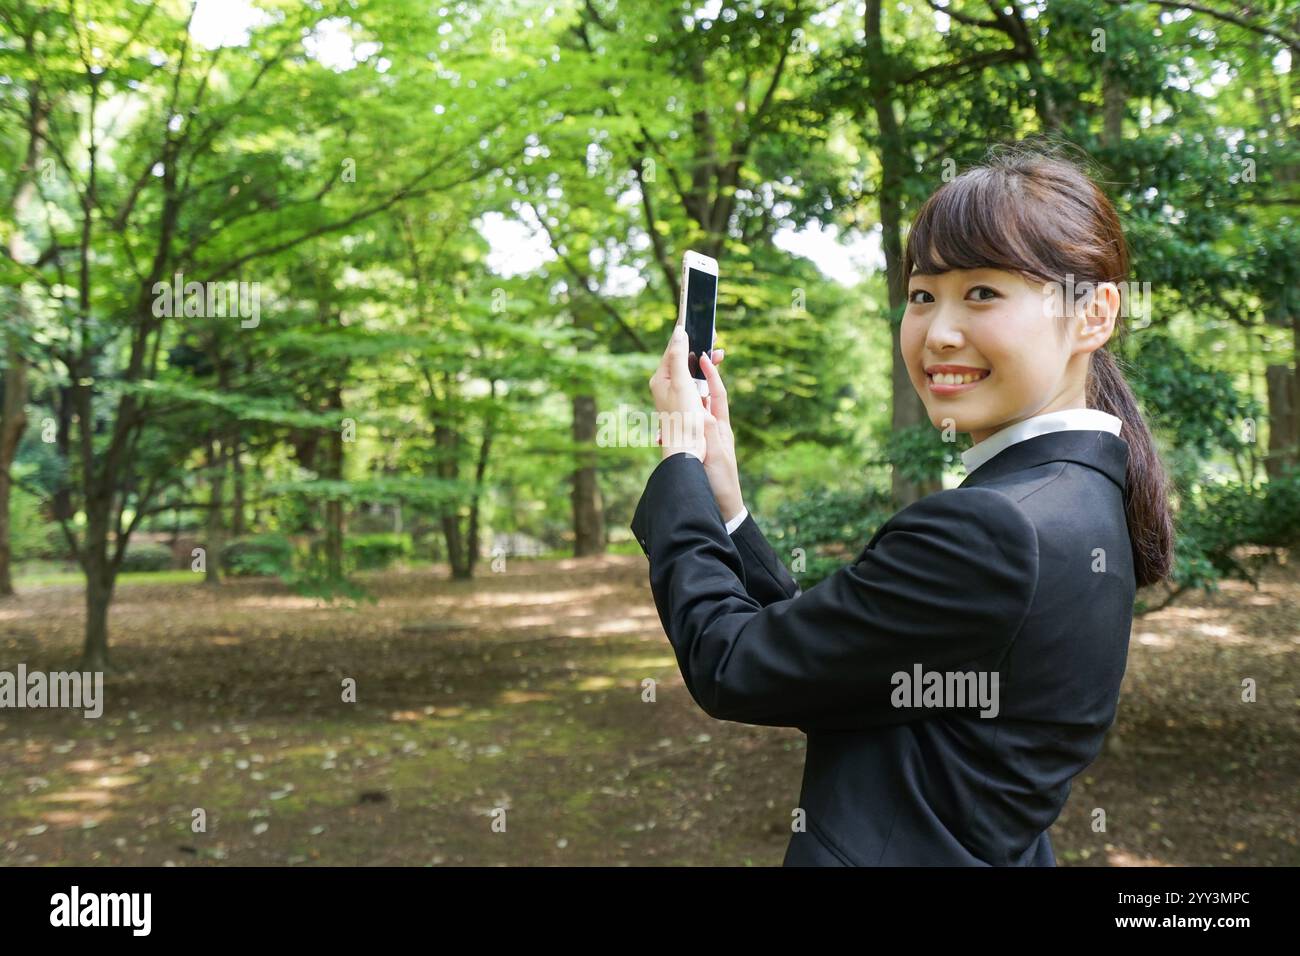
[678,250,718,397]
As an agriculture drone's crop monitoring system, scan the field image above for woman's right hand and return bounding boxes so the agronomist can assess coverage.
[698,350,745,524]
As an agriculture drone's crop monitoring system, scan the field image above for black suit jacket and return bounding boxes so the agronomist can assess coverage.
[629,429,1136,865]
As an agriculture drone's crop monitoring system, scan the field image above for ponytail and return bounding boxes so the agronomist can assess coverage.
[1087,346,1174,587]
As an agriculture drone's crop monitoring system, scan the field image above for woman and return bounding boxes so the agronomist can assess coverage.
[629,144,1175,866]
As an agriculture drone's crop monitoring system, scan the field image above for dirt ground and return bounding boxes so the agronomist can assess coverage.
[1,554,1296,866]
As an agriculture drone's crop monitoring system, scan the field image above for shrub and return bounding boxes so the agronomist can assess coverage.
[768,485,897,589]
[345,533,411,570]
[221,533,296,578]
[10,485,58,561]
[1169,466,1300,597]
[119,542,174,573]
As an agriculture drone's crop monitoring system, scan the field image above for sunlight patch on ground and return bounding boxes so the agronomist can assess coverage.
[1135,632,1174,647]
[39,809,113,829]
[388,708,437,722]
[428,706,467,719]
[498,690,552,705]
[617,654,677,670]
[1195,623,1247,643]
[458,584,626,608]
[40,789,115,806]
[65,759,106,774]
[504,614,564,628]
[1105,847,1172,866]
[92,774,141,789]
[574,616,659,637]
[231,595,335,610]
[1156,606,1227,622]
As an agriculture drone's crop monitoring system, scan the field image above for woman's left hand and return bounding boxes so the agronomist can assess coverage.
[649,318,723,463]
[696,349,744,523]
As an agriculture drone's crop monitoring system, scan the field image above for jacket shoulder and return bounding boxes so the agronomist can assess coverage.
[888,485,1040,553]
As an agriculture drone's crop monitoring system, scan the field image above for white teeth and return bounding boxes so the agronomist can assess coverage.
[930,371,987,385]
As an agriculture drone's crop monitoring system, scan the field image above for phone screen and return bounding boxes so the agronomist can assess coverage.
[684,267,717,381]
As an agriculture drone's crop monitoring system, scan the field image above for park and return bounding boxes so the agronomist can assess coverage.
[1,0,1296,870]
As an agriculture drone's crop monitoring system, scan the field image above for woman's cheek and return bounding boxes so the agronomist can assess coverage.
[899,316,923,370]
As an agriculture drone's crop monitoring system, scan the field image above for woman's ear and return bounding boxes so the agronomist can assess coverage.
[1074,281,1121,353]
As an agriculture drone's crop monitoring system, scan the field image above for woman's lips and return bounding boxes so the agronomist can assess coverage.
[926,368,991,395]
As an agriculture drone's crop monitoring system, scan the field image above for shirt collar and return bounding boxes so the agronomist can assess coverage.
[961,408,1123,476]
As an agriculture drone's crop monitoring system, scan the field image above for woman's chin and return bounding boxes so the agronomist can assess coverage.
[928,412,969,433]
[924,402,998,436]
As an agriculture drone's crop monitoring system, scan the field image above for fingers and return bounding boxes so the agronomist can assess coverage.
[664,309,687,373]
[701,409,719,443]
[657,324,689,379]
[699,352,730,425]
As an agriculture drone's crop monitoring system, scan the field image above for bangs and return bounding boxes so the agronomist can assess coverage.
[904,168,1067,287]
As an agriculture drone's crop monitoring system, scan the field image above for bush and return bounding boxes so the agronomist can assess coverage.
[345,533,411,570]
[10,485,58,561]
[221,533,296,578]
[768,485,897,589]
[119,542,174,573]
[1169,466,1300,596]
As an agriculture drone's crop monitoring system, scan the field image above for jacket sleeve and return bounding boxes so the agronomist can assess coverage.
[730,513,802,607]
[629,452,1040,730]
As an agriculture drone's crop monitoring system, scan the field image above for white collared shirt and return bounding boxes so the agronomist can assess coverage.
[725,507,749,534]
[961,407,1122,476]
[725,407,1122,534]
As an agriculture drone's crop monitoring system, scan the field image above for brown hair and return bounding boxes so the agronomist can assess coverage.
[902,141,1174,588]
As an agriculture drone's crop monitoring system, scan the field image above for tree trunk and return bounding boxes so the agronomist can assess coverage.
[204,437,225,586]
[82,564,114,671]
[465,381,497,575]
[52,386,74,533]
[571,394,604,556]
[1265,360,1298,481]
[866,0,941,508]
[79,502,115,671]
[433,364,473,579]
[434,413,467,578]
[1102,60,1125,148]
[0,335,28,596]
[82,567,114,672]
[230,430,245,536]
[1,49,42,596]
[0,467,17,597]
[570,307,604,556]
[441,508,468,578]
[324,386,345,581]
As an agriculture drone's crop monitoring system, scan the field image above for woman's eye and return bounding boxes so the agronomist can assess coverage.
[968,286,999,301]
[908,289,933,304]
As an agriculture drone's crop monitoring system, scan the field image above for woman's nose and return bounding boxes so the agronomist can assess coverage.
[925,314,964,351]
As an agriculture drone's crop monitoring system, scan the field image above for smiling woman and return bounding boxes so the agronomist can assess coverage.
[901,143,1175,586]
[630,140,1177,867]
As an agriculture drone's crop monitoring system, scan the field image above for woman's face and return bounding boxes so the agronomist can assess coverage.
[901,267,1095,444]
